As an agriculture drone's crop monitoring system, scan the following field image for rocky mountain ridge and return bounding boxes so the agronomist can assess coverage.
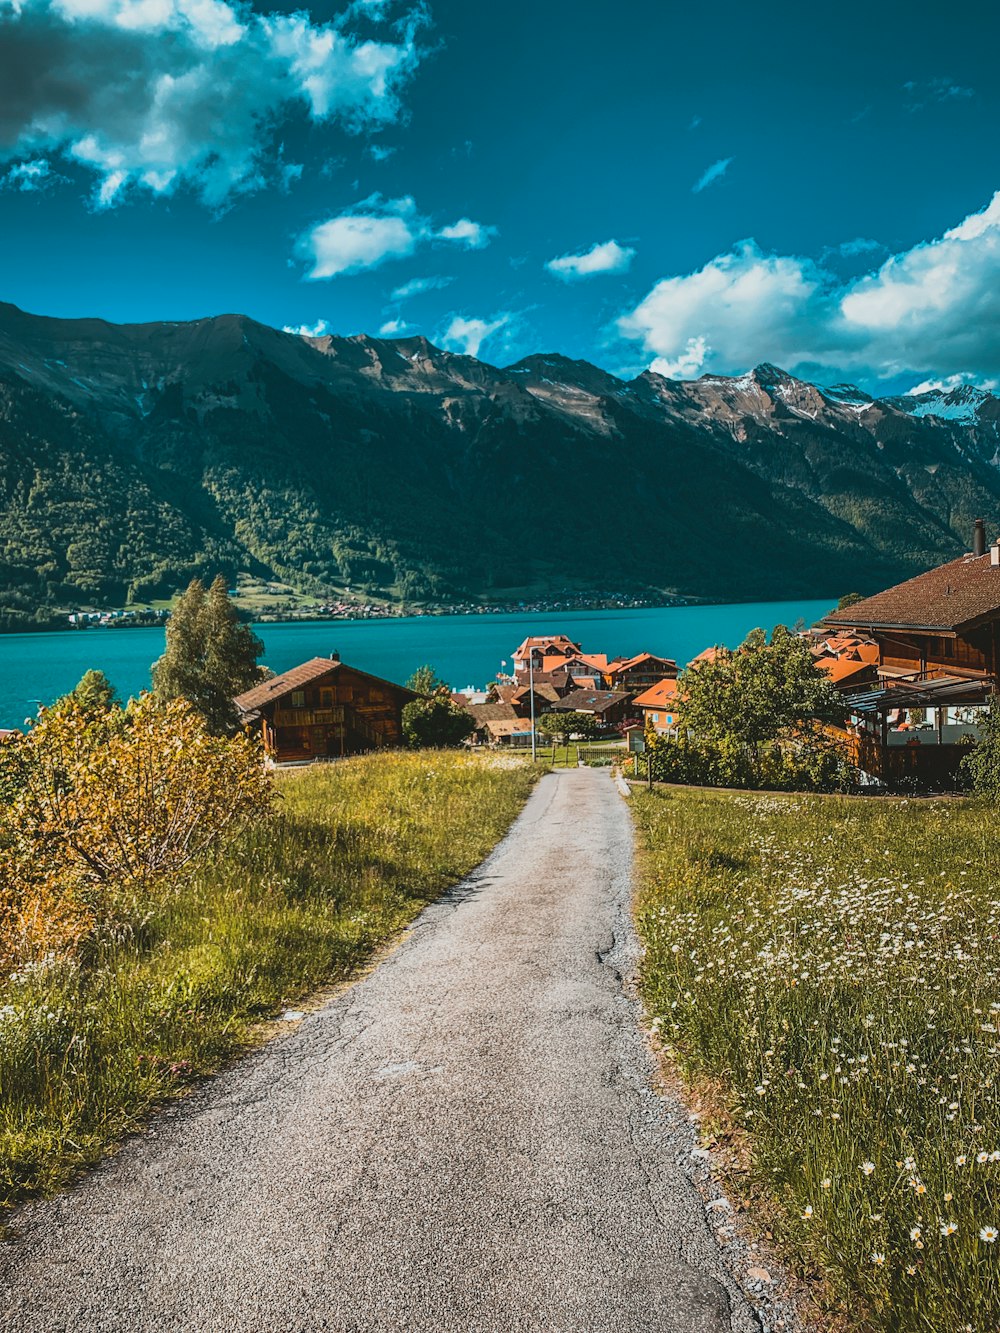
[2,300,999,624]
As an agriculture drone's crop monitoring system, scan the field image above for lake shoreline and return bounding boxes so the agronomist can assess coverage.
[1,590,833,637]
[0,597,840,731]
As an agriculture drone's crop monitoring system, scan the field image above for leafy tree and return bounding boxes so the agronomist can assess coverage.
[680,625,845,761]
[836,592,865,610]
[537,711,601,745]
[66,669,119,716]
[406,664,445,696]
[402,696,475,748]
[961,696,1000,799]
[152,576,264,734]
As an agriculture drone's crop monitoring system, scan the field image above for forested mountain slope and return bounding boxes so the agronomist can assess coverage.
[2,301,999,623]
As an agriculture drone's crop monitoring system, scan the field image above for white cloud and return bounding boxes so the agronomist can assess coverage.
[545,239,635,281]
[378,316,410,335]
[435,217,494,248]
[907,372,999,395]
[1,156,52,190]
[832,237,883,258]
[903,77,974,110]
[283,318,329,337]
[618,190,1000,384]
[298,195,494,280]
[439,313,510,359]
[390,274,454,300]
[0,0,427,207]
[692,156,732,194]
[620,241,824,377]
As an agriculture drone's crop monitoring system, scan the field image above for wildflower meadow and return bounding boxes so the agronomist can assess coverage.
[633,786,1000,1332]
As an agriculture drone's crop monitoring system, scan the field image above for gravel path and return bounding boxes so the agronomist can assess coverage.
[0,768,760,1332]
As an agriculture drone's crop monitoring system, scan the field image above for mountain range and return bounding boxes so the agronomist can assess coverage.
[2,299,1000,627]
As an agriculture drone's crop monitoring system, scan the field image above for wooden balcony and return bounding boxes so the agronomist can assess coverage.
[272,706,345,727]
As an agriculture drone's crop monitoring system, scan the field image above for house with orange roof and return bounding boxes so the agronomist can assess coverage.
[687,646,720,669]
[542,652,610,689]
[512,635,581,677]
[631,678,682,734]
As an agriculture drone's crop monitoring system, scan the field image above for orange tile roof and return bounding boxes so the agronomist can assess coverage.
[632,678,680,709]
[821,657,878,684]
[513,635,581,660]
[687,647,719,667]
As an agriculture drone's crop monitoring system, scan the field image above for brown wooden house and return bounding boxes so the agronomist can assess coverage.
[549,688,634,728]
[823,528,1000,786]
[606,652,679,693]
[234,655,417,763]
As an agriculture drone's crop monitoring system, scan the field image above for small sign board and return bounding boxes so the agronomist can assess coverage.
[627,727,645,753]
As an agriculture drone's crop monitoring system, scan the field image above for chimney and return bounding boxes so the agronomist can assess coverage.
[330,651,341,662]
[974,517,987,557]
[992,540,1000,568]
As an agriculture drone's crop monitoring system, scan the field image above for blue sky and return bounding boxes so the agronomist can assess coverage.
[0,0,995,393]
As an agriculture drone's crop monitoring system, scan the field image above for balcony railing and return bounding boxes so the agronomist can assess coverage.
[272,706,345,727]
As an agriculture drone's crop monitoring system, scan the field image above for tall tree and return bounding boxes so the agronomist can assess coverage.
[679,624,844,757]
[66,669,119,716]
[152,576,264,734]
[406,664,444,696]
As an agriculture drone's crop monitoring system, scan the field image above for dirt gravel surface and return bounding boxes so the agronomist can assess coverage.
[0,768,761,1332]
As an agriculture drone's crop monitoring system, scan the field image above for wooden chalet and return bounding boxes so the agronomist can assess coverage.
[607,652,679,693]
[513,635,581,678]
[546,653,610,690]
[824,524,1000,786]
[234,654,417,763]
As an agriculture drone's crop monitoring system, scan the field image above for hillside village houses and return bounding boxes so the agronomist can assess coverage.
[229,520,1000,784]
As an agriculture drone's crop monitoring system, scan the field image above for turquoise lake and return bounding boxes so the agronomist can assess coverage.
[0,599,835,730]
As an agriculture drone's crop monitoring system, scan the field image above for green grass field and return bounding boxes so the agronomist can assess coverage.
[632,785,1000,1331]
[0,751,536,1214]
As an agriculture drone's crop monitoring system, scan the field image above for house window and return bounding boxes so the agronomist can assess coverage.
[291,690,305,708]
[320,688,333,707]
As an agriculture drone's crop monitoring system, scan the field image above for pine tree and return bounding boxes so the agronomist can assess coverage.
[152,576,264,734]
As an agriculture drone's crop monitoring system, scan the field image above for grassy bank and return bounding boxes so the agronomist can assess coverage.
[0,751,535,1213]
[632,786,1000,1331]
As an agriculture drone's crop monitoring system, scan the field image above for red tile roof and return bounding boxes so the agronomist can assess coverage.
[824,552,1000,632]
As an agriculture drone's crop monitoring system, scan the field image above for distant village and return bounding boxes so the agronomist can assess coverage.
[231,520,1000,791]
[63,588,667,630]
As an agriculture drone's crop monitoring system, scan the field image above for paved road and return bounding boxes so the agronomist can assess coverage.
[1,769,758,1333]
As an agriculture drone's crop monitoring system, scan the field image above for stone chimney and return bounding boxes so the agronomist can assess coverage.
[330,650,341,662]
[974,517,987,557]
[992,540,1000,568]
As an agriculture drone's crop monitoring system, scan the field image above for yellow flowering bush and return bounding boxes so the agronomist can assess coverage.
[0,693,272,969]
